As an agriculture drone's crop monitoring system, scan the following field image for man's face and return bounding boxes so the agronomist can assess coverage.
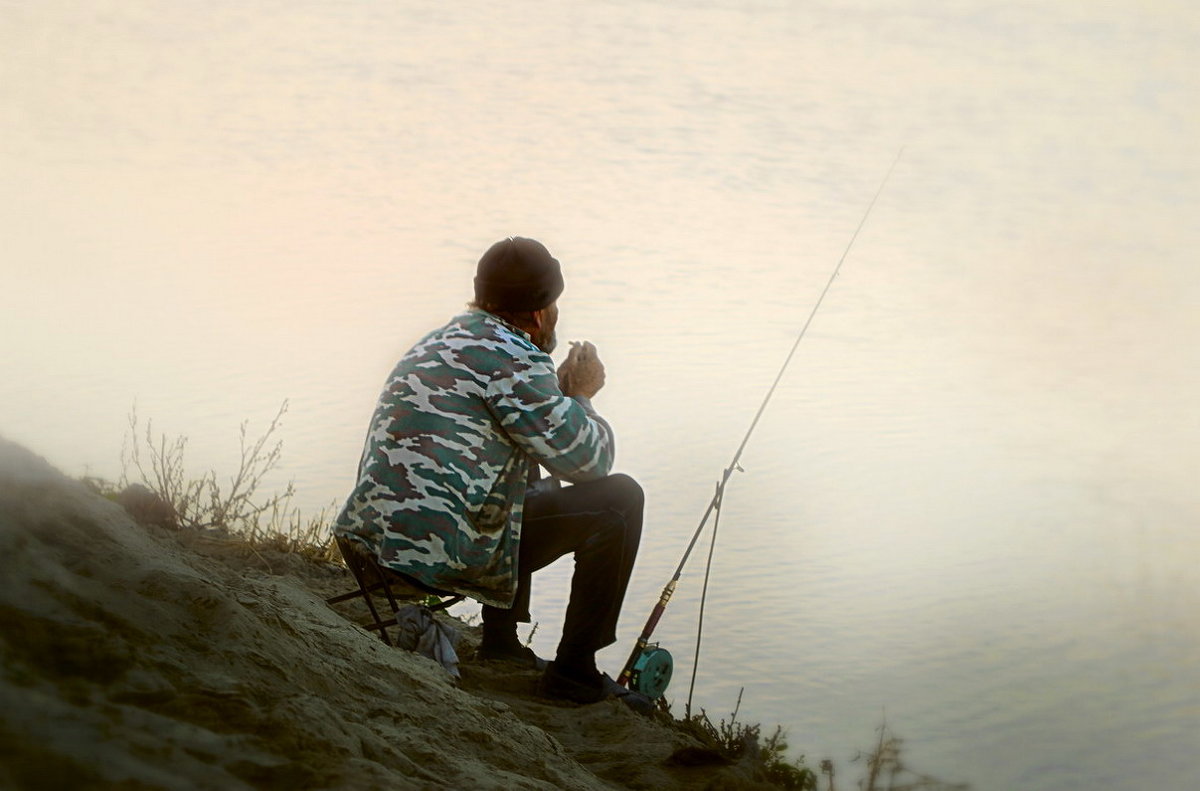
[534,301,559,354]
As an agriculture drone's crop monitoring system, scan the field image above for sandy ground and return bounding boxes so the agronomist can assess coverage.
[0,437,789,790]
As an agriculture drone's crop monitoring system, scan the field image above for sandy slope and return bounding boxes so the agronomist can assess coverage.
[0,438,783,790]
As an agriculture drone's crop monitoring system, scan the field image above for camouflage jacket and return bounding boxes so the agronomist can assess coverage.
[333,309,615,608]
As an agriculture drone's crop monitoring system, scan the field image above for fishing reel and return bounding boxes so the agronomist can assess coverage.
[627,643,673,699]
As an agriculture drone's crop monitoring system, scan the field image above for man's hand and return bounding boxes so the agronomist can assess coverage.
[557,341,606,399]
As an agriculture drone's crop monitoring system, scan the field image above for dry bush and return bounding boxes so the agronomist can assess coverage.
[851,718,970,791]
[119,400,335,562]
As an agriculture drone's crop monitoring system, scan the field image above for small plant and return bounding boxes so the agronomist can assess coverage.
[820,758,837,791]
[853,716,969,791]
[79,474,121,500]
[682,688,818,790]
[118,401,336,562]
[122,401,293,532]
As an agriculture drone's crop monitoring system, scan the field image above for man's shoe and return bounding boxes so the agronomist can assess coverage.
[476,642,549,671]
[600,674,655,715]
[538,662,655,714]
[538,661,607,703]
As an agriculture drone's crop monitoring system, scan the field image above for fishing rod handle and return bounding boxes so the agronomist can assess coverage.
[617,580,677,685]
[616,637,648,687]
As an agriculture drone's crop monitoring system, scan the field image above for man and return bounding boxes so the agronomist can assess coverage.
[334,236,645,707]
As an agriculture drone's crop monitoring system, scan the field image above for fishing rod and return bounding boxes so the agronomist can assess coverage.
[617,150,905,698]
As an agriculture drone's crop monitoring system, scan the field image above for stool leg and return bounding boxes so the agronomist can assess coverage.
[351,551,394,647]
[369,561,404,646]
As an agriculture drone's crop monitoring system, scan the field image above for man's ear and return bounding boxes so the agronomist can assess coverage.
[530,307,546,331]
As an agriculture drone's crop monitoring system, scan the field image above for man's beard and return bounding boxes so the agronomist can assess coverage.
[535,329,558,355]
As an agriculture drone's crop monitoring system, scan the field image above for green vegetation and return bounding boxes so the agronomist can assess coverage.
[679,688,818,789]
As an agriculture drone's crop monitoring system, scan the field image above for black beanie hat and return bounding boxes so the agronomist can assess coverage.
[474,237,564,312]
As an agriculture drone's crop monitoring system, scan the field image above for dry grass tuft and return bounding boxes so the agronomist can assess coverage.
[108,401,338,565]
[673,688,818,790]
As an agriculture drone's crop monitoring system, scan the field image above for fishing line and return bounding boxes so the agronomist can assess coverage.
[686,478,726,715]
[617,149,906,701]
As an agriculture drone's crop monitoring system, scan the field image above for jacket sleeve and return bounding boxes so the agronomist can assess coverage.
[485,353,615,483]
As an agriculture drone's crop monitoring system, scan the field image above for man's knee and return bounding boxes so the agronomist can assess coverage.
[603,473,644,513]
[600,474,643,549]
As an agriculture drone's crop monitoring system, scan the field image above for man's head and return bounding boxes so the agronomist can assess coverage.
[473,237,563,353]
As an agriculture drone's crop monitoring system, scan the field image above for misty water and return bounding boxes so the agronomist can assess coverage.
[3,2,1199,788]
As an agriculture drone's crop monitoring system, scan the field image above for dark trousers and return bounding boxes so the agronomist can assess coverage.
[482,473,643,656]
